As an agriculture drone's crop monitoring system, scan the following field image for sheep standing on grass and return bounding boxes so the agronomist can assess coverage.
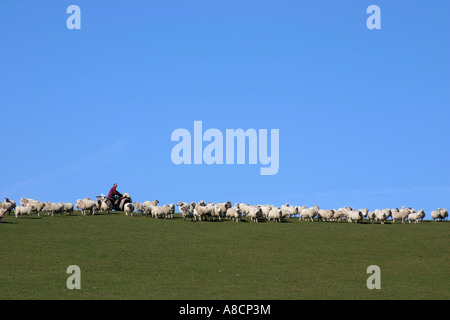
[62,203,74,215]
[260,205,272,220]
[247,206,263,222]
[100,198,113,214]
[152,205,172,219]
[2,198,16,215]
[375,209,390,224]
[408,209,425,223]
[318,209,334,222]
[124,203,135,216]
[438,208,448,221]
[179,204,194,221]
[431,208,448,221]
[226,205,242,222]
[15,205,34,218]
[212,205,224,221]
[43,202,64,216]
[133,202,144,214]
[194,202,214,221]
[268,207,282,222]
[76,198,97,215]
[0,208,6,223]
[299,206,319,222]
[392,208,409,224]
[24,201,45,216]
[347,208,368,223]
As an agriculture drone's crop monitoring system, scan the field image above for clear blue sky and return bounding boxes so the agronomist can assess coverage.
[1,1,449,215]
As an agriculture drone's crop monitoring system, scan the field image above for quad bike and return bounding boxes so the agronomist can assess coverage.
[96,193,132,211]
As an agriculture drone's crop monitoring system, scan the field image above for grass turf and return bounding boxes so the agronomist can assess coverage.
[0,212,448,300]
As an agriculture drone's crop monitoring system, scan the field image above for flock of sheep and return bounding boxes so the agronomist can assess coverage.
[1,197,448,224]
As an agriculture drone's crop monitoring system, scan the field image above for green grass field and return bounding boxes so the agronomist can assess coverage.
[0,212,448,300]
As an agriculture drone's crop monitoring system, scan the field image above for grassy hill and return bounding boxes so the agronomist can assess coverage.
[0,212,448,300]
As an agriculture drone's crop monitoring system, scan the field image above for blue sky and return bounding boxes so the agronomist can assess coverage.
[1,1,449,214]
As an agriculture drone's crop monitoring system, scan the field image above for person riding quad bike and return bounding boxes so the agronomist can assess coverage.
[105,183,132,211]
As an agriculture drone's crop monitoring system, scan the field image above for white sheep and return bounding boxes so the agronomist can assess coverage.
[133,202,144,214]
[430,208,447,221]
[268,207,282,222]
[75,198,96,215]
[20,197,38,207]
[43,202,64,216]
[179,204,194,221]
[194,202,214,221]
[143,200,160,207]
[318,209,334,222]
[2,198,16,215]
[280,203,290,219]
[299,206,319,222]
[332,209,345,222]
[24,201,45,216]
[259,205,272,220]
[142,205,153,217]
[247,206,262,222]
[152,205,172,219]
[0,207,6,223]
[392,208,409,224]
[375,209,389,224]
[124,203,135,216]
[438,208,448,221]
[212,205,224,221]
[347,209,368,223]
[226,206,242,222]
[15,205,34,218]
[62,203,74,215]
[100,198,113,214]
[295,205,306,217]
[408,209,425,223]
[368,210,377,224]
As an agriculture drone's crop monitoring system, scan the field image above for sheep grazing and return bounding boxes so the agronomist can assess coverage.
[124,203,135,216]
